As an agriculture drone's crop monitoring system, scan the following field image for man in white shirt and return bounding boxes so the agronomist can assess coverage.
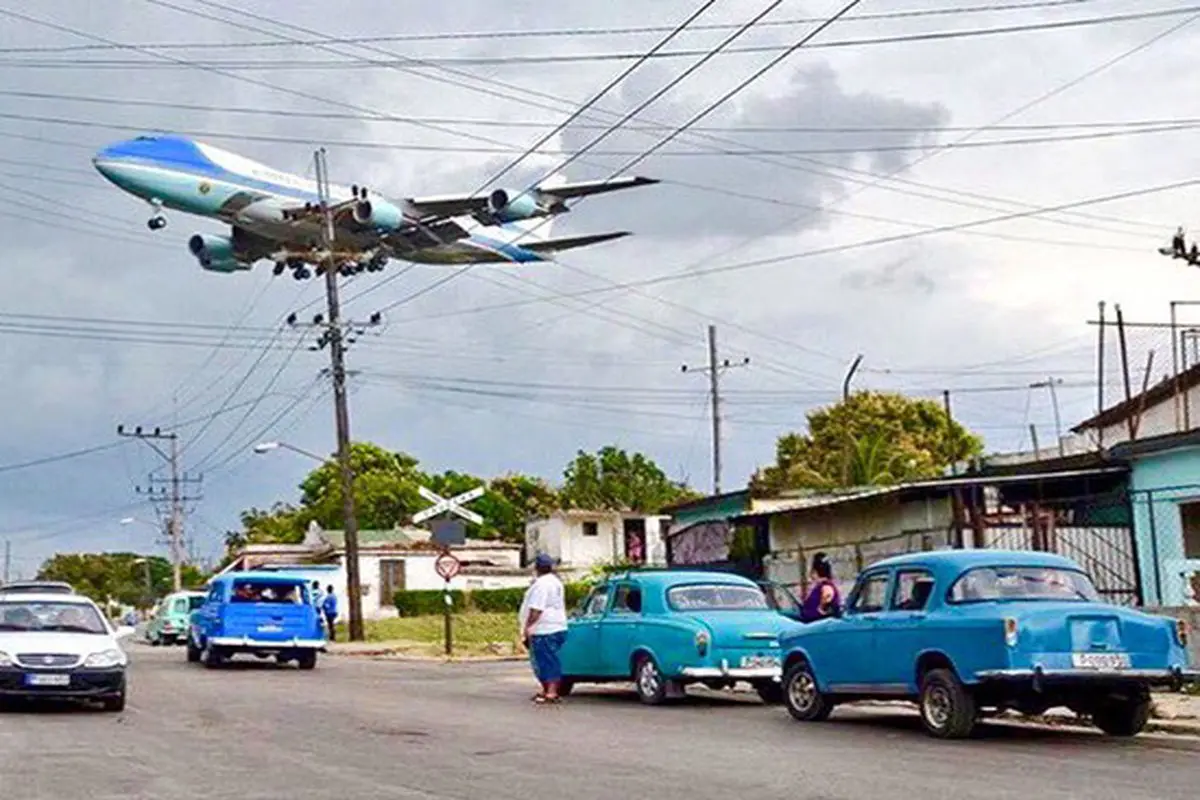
[518,552,568,704]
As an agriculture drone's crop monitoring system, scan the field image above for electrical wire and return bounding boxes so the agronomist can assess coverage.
[7,5,1196,67]
[0,1,1109,54]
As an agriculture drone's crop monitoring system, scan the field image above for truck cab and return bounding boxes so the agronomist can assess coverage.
[187,572,326,669]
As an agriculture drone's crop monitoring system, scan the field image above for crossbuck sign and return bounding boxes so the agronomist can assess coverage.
[412,485,484,526]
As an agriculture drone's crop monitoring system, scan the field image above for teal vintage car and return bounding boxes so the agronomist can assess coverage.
[146,590,207,646]
[558,569,798,705]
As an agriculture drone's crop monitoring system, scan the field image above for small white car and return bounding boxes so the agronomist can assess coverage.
[0,592,135,711]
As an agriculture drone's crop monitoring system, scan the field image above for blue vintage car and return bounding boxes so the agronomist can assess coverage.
[558,569,798,704]
[187,571,326,669]
[779,550,1198,739]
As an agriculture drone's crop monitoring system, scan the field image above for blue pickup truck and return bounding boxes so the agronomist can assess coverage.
[187,571,326,669]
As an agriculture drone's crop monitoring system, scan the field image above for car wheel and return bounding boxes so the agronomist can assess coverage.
[296,651,317,670]
[201,642,225,669]
[101,691,126,712]
[634,655,667,705]
[1092,690,1151,737]
[918,668,976,739]
[754,680,784,705]
[557,678,575,697]
[186,637,201,663]
[782,660,832,721]
[149,636,161,647]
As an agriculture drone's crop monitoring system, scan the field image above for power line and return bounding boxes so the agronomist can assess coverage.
[0,1,1108,54]
[6,5,1193,67]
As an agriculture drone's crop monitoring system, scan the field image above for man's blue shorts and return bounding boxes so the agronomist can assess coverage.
[529,630,567,683]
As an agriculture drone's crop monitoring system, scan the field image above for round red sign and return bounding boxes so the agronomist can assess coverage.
[435,551,460,581]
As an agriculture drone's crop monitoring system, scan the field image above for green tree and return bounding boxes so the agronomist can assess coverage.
[299,442,431,531]
[560,445,699,513]
[37,553,208,607]
[750,390,984,495]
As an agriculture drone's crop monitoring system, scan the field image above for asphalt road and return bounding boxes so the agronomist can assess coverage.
[1,645,1196,800]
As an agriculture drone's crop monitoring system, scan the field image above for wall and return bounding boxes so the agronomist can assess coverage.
[765,495,954,598]
[1129,446,1200,606]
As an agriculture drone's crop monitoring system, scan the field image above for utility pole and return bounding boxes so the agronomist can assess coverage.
[843,354,864,401]
[313,147,364,642]
[1029,378,1065,457]
[2,540,9,584]
[117,425,201,591]
[681,325,748,495]
[1096,301,1105,449]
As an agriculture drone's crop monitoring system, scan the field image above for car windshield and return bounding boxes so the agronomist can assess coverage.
[0,600,107,633]
[667,584,769,610]
[949,566,1100,603]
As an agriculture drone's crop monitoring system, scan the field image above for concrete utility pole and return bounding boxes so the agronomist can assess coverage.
[313,147,364,642]
[681,325,749,495]
[117,425,201,591]
[1029,378,1065,457]
[2,540,9,584]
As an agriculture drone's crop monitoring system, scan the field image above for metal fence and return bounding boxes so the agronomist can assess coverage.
[1130,485,1200,607]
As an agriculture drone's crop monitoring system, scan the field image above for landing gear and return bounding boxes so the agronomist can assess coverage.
[147,215,167,231]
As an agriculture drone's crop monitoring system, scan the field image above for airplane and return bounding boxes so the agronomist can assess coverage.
[91,134,658,279]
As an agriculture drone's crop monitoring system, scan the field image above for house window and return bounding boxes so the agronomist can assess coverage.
[581,521,599,537]
[1179,502,1200,558]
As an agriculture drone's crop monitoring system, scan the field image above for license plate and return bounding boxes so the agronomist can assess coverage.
[257,624,282,633]
[24,673,70,687]
[1071,652,1130,670]
[740,655,779,669]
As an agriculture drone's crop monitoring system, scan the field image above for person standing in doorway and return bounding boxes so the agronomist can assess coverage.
[321,585,339,641]
[518,553,568,704]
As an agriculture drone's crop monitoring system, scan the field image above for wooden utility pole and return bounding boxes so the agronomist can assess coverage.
[313,147,364,642]
[1116,304,1134,440]
[1097,301,1105,449]
[681,325,748,495]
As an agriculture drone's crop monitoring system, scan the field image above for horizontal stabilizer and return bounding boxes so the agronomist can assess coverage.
[521,231,632,253]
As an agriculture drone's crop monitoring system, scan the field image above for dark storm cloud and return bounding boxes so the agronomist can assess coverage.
[551,60,949,239]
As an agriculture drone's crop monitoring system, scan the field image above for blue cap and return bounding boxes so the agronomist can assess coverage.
[534,552,554,568]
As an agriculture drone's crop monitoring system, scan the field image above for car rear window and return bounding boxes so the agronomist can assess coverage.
[667,584,769,610]
[948,566,1099,603]
[231,581,305,603]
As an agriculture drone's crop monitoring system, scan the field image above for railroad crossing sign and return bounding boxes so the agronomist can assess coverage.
[435,551,461,581]
[412,485,484,525]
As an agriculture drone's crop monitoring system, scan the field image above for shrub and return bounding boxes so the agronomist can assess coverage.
[394,581,594,617]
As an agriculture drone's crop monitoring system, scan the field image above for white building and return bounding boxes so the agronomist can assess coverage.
[524,510,669,576]
[221,522,527,619]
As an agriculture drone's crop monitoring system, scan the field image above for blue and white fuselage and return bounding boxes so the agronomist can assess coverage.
[91,135,656,278]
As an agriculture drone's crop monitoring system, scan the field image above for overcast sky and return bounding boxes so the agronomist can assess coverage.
[0,0,1196,575]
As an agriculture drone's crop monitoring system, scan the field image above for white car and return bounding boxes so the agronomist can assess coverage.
[0,592,135,711]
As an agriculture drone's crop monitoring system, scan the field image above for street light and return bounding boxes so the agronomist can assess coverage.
[252,439,363,641]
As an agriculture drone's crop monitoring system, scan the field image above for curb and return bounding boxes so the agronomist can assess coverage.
[327,647,525,663]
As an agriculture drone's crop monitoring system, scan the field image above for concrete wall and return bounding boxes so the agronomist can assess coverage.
[526,513,668,569]
[764,495,953,600]
[1129,446,1200,606]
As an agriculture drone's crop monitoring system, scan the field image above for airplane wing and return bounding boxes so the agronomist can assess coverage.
[404,175,659,225]
[520,231,632,253]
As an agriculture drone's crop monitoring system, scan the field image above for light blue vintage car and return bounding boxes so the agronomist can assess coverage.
[558,569,798,704]
[779,550,1199,739]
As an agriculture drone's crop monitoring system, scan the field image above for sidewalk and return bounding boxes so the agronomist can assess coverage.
[326,639,524,662]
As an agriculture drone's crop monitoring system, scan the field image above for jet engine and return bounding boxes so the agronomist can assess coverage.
[188,233,251,273]
[351,197,405,231]
[486,188,541,222]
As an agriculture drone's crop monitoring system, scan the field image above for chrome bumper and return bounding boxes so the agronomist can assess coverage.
[209,636,326,649]
[681,665,781,680]
[977,667,1200,682]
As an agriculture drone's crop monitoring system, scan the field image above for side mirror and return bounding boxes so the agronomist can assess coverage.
[114,625,137,639]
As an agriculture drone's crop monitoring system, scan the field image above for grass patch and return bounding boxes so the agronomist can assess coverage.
[334,612,520,657]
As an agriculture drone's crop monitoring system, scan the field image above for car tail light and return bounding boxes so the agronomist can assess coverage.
[1176,618,1190,647]
[1004,617,1018,647]
[695,630,710,657]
